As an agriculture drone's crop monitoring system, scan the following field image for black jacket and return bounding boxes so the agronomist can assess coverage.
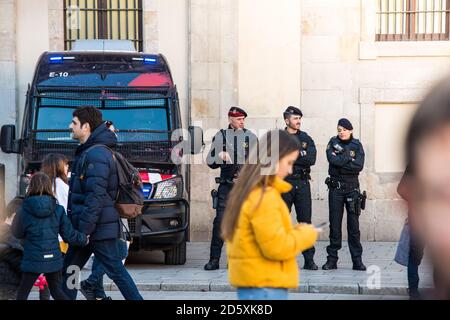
[326,136,365,182]
[11,195,87,273]
[287,129,317,177]
[206,126,258,181]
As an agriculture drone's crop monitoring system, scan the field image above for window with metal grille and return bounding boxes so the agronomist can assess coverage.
[64,0,143,51]
[376,0,450,41]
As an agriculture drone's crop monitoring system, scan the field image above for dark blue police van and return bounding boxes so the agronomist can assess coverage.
[0,40,203,265]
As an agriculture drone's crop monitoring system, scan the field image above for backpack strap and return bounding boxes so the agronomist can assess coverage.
[79,144,114,180]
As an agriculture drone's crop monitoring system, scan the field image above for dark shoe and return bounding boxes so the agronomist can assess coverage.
[303,260,319,270]
[80,280,96,301]
[409,289,422,300]
[97,296,112,300]
[352,262,367,271]
[322,260,337,270]
[204,258,220,271]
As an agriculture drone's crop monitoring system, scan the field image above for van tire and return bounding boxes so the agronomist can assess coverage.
[164,239,186,265]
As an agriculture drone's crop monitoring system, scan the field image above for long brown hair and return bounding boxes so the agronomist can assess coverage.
[221,129,301,241]
[41,153,69,193]
[27,172,55,197]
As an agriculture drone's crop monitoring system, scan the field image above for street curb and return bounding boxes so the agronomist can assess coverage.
[106,281,427,296]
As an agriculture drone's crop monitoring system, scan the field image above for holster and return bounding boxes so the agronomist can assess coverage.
[359,191,367,211]
[211,189,219,209]
[345,194,360,216]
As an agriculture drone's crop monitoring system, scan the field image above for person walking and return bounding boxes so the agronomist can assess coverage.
[61,106,143,300]
[222,130,319,300]
[41,153,70,254]
[11,172,88,300]
[79,120,130,301]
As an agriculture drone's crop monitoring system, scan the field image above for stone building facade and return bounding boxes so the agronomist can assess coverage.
[2,0,450,241]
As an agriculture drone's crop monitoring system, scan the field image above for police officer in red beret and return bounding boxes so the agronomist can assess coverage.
[205,107,258,270]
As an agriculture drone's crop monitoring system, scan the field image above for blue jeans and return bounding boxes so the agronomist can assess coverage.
[62,238,142,300]
[237,288,288,300]
[85,239,128,299]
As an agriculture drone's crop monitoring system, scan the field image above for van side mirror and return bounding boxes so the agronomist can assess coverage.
[188,126,204,154]
[1,125,21,154]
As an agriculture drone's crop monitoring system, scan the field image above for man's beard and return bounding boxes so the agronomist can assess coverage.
[289,122,300,130]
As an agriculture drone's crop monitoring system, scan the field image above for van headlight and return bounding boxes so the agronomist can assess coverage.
[153,177,182,199]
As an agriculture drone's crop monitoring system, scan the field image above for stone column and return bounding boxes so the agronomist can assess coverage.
[189,0,239,241]
[48,0,64,51]
[0,0,18,202]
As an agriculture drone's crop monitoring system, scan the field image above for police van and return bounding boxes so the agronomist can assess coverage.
[0,40,203,265]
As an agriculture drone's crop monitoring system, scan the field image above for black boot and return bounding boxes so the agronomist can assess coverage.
[204,258,220,271]
[322,259,338,270]
[352,260,367,271]
[303,259,319,270]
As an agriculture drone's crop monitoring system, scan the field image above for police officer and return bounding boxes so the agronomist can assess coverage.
[323,118,366,271]
[204,107,258,271]
[281,106,318,270]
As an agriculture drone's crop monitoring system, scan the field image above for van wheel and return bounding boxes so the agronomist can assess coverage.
[164,239,186,265]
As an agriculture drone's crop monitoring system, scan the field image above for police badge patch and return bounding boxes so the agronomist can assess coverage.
[350,150,356,158]
[302,142,308,149]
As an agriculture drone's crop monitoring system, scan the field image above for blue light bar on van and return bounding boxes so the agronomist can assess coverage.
[49,56,63,62]
[131,57,157,64]
[49,56,75,63]
[144,57,157,64]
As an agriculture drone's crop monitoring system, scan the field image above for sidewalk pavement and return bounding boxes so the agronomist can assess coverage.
[93,241,432,297]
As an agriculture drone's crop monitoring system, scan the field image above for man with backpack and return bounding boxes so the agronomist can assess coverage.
[62,106,143,300]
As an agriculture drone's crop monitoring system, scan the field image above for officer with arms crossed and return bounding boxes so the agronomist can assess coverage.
[323,118,367,271]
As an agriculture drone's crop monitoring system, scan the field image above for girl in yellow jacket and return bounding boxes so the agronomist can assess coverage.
[221,130,320,300]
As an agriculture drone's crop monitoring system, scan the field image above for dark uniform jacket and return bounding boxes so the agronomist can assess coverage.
[206,126,258,181]
[287,129,317,179]
[326,136,365,182]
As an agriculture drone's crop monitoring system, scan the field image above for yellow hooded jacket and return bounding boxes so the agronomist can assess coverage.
[226,176,318,288]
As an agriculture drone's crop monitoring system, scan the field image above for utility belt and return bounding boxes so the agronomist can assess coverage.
[325,177,367,216]
[288,169,311,181]
[325,177,359,191]
[211,177,234,209]
[215,177,235,185]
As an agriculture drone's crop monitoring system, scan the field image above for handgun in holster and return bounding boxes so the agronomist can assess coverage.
[351,191,367,216]
[345,195,359,216]
[211,189,218,209]
[359,191,367,211]
[325,177,337,189]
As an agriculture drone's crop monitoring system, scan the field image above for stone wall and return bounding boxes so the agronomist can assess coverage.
[0,0,18,203]
[4,0,450,240]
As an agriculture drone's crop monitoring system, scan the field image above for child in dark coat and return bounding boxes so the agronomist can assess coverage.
[12,172,88,300]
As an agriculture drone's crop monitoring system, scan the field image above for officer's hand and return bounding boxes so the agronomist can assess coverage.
[219,151,232,163]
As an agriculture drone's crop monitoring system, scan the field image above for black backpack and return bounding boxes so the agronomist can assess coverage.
[79,144,144,219]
